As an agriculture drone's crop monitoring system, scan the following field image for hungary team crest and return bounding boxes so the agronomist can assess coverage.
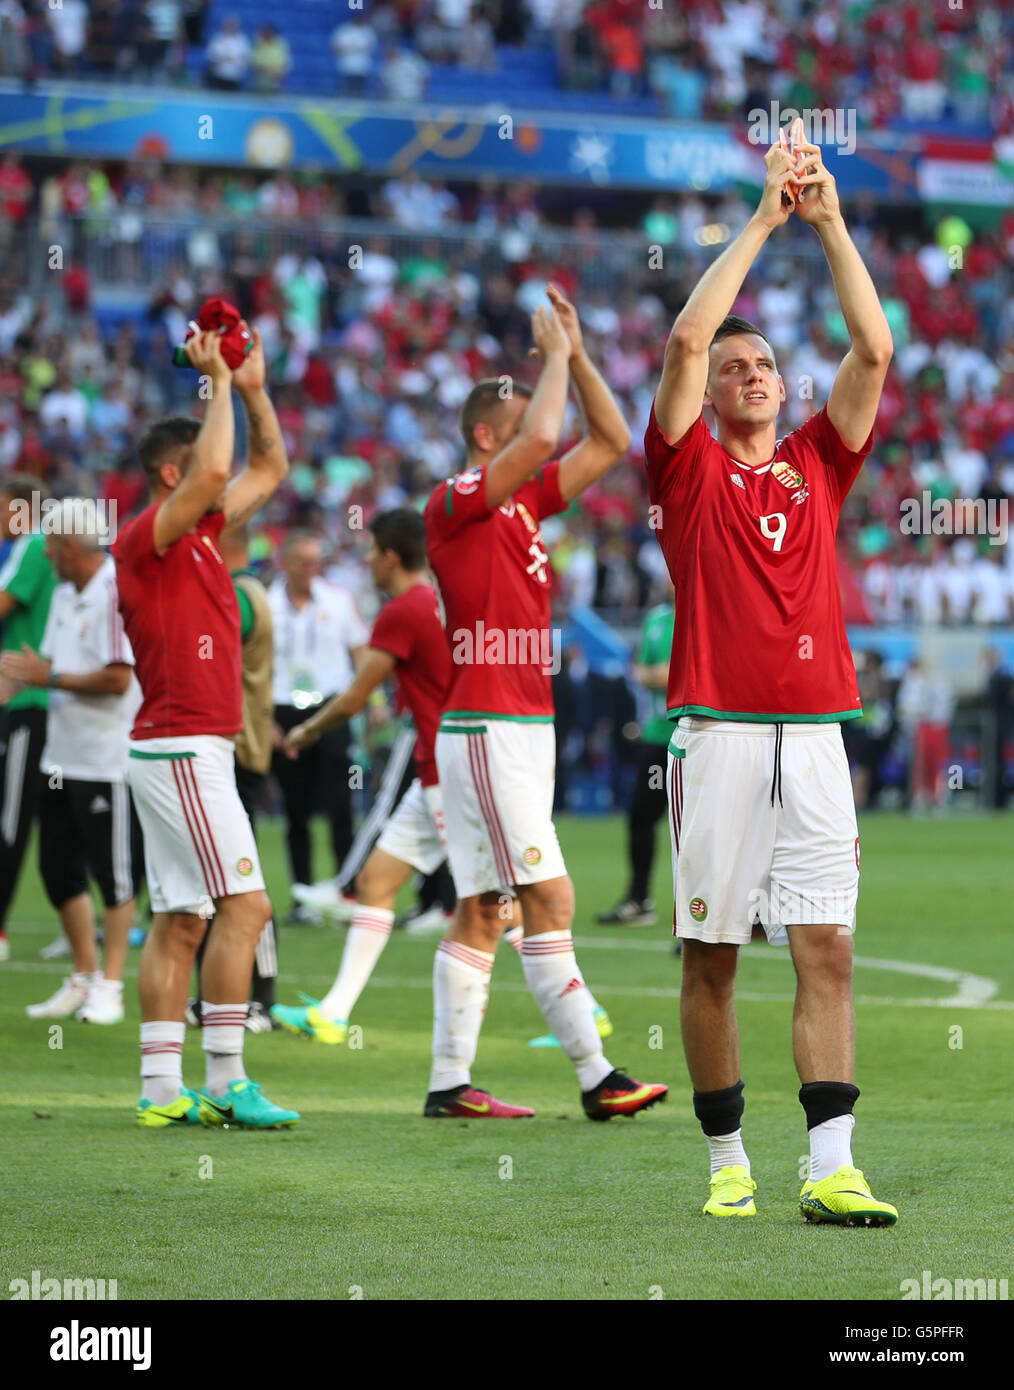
[772,459,808,505]
[237,857,253,876]
[689,897,708,922]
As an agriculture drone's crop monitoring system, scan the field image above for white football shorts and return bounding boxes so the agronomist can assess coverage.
[666,717,860,946]
[435,718,566,898]
[127,735,264,915]
[376,778,447,876]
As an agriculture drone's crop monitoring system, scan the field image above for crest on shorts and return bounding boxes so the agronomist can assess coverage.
[523,846,542,866]
[237,857,253,876]
[689,896,708,922]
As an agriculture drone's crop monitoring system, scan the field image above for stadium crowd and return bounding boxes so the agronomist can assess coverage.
[0,0,1010,130]
[1,156,1012,636]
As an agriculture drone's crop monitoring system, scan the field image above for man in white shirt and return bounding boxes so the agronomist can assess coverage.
[971,550,1014,626]
[331,14,376,95]
[205,15,250,89]
[39,370,90,443]
[47,0,87,72]
[268,530,367,918]
[0,504,142,1024]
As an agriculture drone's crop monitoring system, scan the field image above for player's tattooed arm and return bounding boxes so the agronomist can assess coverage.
[224,489,268,530]
[221,328,290,533]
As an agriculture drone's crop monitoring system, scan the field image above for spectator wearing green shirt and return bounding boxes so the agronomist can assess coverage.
[598,598,675,932]
[0,474,57,960]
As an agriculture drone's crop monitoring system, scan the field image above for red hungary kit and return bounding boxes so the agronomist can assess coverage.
[369,581,451,787]
[112,503,242,740]
[424,461,568,719]
[644,405,871,722]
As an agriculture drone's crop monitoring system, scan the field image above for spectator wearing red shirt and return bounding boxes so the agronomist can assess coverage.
[0,152,31,263]
[902,25,946,120]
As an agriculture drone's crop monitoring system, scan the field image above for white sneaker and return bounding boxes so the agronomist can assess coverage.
[0,935,9,962]
[40,933,72,960]
[291,880,357,920]
[76,979,125,1024]
[26,974,91,1019]
[403,906,455,935]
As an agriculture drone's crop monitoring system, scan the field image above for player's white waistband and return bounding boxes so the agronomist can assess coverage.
[128,735,236,757]
[674,717,839,737]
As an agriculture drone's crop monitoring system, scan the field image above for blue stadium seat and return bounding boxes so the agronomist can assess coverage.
[191,0,662,112]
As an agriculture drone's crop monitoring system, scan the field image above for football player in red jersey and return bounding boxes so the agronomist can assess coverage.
[113,327,297,1129]
[422,288,668,1121]
[272,508,457,1047]
[645,138,898,1223]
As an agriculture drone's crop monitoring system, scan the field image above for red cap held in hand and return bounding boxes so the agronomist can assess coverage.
[173,297,253,369]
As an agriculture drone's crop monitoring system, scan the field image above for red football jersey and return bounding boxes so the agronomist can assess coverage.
[644,405,870,722]
[424,462,568,719]
[112,503,242,739]
[369,581,451,787]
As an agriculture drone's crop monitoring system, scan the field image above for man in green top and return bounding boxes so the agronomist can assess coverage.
[0,474,58,960]
[598,591,675,931]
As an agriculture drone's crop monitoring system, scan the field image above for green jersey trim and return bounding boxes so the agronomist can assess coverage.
[128,749,197,760]
[438,723,488,735]
[667,738,686,757]
[441,711,555,724]
[667,704,862,724]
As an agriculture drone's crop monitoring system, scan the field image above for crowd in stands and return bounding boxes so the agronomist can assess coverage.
[0,1,1010,131]
[0,155,1013,635]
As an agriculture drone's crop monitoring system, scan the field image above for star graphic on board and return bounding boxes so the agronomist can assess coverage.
[569,133,614,184]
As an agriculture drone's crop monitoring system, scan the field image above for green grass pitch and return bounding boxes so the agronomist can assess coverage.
[2,813,1011,1301]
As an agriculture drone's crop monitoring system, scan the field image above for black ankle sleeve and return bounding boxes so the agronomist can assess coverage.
[693,1080,745,1137]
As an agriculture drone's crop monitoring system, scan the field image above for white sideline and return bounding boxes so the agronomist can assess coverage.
[3,960,1011,1010]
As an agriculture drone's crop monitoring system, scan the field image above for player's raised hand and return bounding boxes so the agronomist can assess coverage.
[755,143,798,231]
[530,302,571,362]
[791,141,841,226]
[546,283,584,360]
[230,324,265,392]
[183,329,232,383]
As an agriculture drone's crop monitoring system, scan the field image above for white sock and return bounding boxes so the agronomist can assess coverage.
[100,977,124,992]
[140,1020,185,1105]
[707,1129,750,1176]
[521,931,611,1091]
[429,939,494,1093]
[808,1114,855,1182]
[509,925,606,1016]
[320,906,394,1021]
[201,1001,248,1095]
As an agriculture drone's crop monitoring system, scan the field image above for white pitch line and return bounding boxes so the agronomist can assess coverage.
[3,960,1012,1010]
[3,927,1005,1009]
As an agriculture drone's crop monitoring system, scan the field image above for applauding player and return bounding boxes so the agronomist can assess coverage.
[645,137,897,1222]
[422,286,668,1120]
[113,327,296,1129]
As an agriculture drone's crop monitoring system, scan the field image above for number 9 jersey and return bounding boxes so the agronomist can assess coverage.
[643,404,872,725]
